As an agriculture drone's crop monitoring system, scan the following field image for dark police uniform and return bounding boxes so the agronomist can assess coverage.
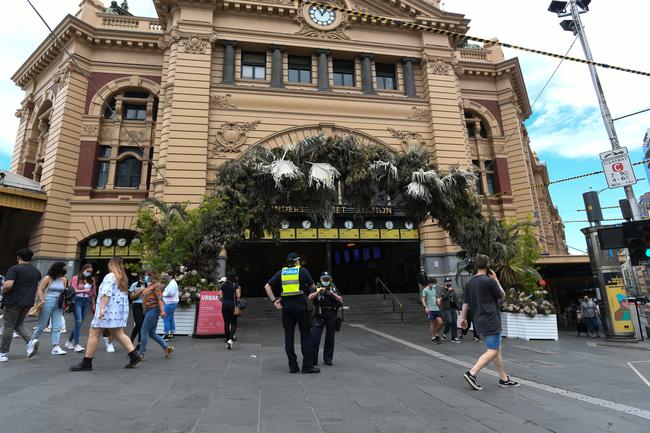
[266,265,316,372]
[311,284,341,365]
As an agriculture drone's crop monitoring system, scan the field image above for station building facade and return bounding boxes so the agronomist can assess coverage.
[6,0,567,292]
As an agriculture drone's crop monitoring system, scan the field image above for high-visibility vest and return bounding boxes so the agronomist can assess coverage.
[281,266,301,296]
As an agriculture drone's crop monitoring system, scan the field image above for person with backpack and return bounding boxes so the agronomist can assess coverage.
[64,263,96,353]
[0,249,41,362]
[138,271,174,360]
[219,271,241,350]
[28,262,69,357]
[440,278,461,343]
[70,257,143,371]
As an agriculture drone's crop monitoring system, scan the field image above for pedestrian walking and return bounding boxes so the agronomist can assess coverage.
[64,263,96,353]
[440,278,461,343]
[70,257,142,371]
[128,272,148,349]
[28,262,69,357]
[162,271,179,340]
[264,252,319,374]
[309,272,343,366]
[416,267,428,291]
[219,271,241,350]
[0,249,41,362]
[138,271,173,360]
[580,295,601,338]
[421,277,443,344]
[460,254,519,390]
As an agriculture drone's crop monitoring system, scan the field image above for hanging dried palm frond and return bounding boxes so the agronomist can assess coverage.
[406,181,432,203]
[370,161,398,182]
[308,162,340,191]
[443,168,477,189]
[263,154,303,189]
[412,169,444,191]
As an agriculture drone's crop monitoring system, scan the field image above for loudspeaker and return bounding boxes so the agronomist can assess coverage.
[619,199,633,221]
[583,191,603,223]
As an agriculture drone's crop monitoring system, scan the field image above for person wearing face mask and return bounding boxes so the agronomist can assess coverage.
[64,264,96,352]
[308,272,343,366]
[28,262,69,356]
[128,272,148,350]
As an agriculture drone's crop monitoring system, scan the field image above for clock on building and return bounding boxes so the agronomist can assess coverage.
[323,220,333,229]
[117,238,127,247]
[404,221,414,230]
[281,220,290,229]
[301,220,312,229]
[88,238,98,247]
[309,5,336,26]
[385,221,394,230]
[102,238,113,247]
[364,221,374,230]
[344,220,354,229]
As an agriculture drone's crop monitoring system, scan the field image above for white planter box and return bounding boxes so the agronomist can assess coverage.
[501,312,558,341]
[155,304,197,336]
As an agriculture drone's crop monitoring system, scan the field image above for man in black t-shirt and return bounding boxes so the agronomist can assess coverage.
[264,252,319,374]
[0,248,42,361]
[460,254,519,391]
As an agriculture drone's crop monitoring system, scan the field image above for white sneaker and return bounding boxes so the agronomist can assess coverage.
[226,339,233,350]
[51,346,67,355]
[64,341,75,350]
[106,343,115,353]
[74,344,85,353]
[0,353,8,362]
[26,339,39,358]
[13,332,18,338]
[43,327,51,333]
[60,328,67,334]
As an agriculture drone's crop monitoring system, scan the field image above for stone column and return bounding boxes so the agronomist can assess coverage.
[360,53,375,95]
[271,45,284,88]
[222,40,238,84]
[316,48,330,91]
[401,57,417,98]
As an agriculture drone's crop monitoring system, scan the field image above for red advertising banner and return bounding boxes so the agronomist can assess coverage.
[194,291,224,336]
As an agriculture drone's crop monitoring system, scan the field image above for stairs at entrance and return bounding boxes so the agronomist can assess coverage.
[241,293,426,323]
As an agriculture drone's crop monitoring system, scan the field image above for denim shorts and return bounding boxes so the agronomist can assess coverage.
[484,333,501,350]
[427,311,441,320]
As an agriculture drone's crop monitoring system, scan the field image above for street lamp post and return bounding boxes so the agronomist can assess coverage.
[549,0,641,220]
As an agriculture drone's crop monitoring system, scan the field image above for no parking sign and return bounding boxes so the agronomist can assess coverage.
[600,147,637,189]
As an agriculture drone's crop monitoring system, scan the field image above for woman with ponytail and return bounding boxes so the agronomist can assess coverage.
[71,257,142,371]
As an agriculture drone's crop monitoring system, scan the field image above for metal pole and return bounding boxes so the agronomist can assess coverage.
[568,0,641,219]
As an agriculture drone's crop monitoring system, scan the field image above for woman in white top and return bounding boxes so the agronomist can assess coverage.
[162,270,179,340]
[70,257,142,371]
[28,262,68,356]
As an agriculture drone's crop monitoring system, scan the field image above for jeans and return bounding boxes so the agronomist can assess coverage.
[31,296,63,346]
[140,308,168,354]
[312,308,337,364]
[585,316,599,334]
[281,296,313,371]
[69,296,91,345]
[0,305,32,353]
[222,303,237,341]
[163,302,177,334]
[441,309,458,339]
[130,303,144,343]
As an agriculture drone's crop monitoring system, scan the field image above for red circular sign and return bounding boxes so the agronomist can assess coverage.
[612,162,624,172]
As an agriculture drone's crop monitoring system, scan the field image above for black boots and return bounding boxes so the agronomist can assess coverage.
[124,350,143,369]
[70,357,93,371]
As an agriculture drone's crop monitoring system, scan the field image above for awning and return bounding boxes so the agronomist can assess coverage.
[0,170,46,212]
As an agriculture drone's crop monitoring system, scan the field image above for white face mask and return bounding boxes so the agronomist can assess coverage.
[83,271,92,277]
[321,280,331,287]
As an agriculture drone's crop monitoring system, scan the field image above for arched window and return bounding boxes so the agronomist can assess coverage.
[466,110,497,196]
[115,157,141,188]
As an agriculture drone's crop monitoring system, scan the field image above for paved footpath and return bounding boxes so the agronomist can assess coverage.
[1,314,649,433]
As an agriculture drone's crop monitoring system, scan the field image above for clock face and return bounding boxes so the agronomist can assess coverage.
[405,221,414,230]
[102,238,113,247]
[323,220,333,229]
[302,220,312,229]
[344,220,354,229]
[117,238,127,247]
[385,221,394,230]
[88,238,98,247]
[281,220,290,230]
[364,221,374,230]
[309,5,336,26]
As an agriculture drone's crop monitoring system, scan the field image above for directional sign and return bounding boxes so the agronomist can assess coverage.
[600,147,637,189]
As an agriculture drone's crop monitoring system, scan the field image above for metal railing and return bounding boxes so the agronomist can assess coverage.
[375,277,404,323]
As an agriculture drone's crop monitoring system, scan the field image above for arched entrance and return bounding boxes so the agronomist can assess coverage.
[227,126,420,297]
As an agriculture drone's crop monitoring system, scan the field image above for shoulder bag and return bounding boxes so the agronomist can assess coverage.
[28,279,51,317]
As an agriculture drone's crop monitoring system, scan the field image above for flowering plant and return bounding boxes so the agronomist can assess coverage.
[176,268,218,306]
[502,288,555,317]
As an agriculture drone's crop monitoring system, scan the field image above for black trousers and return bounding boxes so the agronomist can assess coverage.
[130,303,144,343]
[281,296,313,370]
[312,308,337,364]
[222,303,238,340]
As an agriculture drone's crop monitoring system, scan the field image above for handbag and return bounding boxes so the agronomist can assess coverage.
[233,305,241,316]
[335,305,344,332]
[237,298,248,310]
[27,302,43,317]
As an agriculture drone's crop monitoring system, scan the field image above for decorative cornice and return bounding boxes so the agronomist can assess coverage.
[424,55,462,75]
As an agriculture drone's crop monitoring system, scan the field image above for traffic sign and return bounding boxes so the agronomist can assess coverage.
[600,147,637,189]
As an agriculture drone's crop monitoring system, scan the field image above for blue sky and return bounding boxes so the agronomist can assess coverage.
[1,0,649,254]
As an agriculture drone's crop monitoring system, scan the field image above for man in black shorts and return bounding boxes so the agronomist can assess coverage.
[460,254,519,390]
[264,252,319,374]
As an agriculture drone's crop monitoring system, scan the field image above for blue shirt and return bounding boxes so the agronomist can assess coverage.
[128,281,145,304]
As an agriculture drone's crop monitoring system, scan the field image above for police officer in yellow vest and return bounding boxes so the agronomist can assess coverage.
[264,252,319,374]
